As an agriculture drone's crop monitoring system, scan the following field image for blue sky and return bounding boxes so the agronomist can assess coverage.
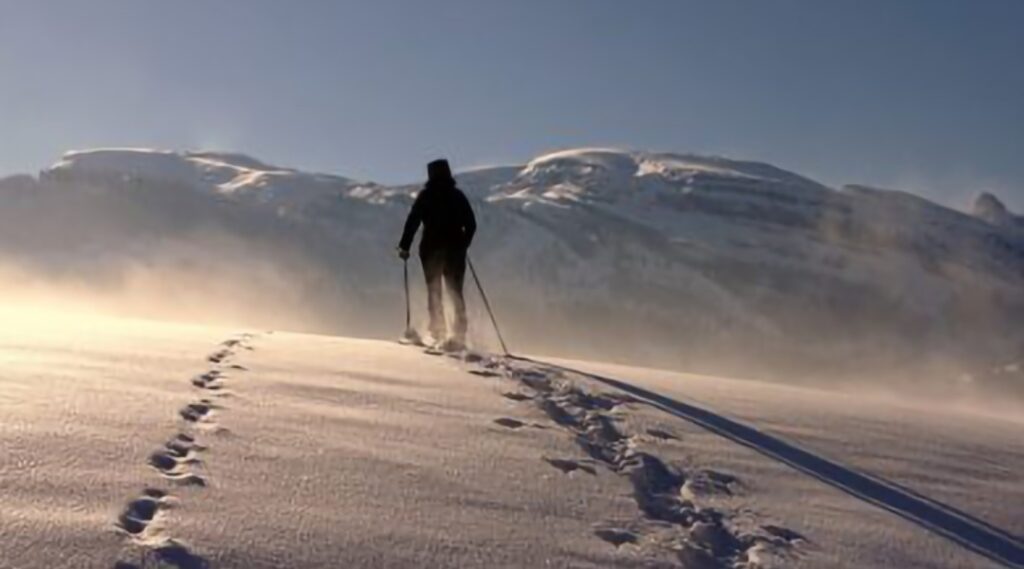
[1,1,1021,210]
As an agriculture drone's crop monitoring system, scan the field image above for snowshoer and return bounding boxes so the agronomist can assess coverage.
[398,159,476,350]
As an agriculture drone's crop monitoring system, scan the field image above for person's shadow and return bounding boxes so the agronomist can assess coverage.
[513,355,1024,569]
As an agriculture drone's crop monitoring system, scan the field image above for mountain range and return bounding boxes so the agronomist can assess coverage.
[1,147,1021,393]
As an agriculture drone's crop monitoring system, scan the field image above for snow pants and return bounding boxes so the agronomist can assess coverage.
[421,247,467,343]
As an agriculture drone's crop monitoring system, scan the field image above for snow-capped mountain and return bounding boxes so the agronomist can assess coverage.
[973,192,1024,234]
[44,148,365,209]
[2,147,1022,390]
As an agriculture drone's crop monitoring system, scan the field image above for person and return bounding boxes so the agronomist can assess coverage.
[398,159,477,350]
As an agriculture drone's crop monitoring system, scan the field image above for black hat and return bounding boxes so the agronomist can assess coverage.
[427,159,454,184]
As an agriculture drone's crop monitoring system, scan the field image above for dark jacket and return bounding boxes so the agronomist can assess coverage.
[398,181,476,255]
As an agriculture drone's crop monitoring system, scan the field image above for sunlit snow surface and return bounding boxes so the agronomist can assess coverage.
[1,312,1021,568]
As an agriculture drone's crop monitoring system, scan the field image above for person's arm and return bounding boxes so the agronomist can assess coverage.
[398,193,424,254]
[461,192,477,248]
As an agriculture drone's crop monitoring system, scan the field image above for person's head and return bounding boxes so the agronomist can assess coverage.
[426,159,455,188]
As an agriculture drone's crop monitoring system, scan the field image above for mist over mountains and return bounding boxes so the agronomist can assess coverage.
[1,148,1021,394]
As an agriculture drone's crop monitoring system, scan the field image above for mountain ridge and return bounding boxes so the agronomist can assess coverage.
[34,146,1020,222]
[1,147,1022,394]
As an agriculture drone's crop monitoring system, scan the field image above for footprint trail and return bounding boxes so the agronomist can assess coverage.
[113,332,260,568]
[467,354,806,567]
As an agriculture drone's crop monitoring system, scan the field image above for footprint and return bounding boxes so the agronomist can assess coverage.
[179,402,213,423]
[502,392,532,402]
[762,524,806,544]
[493,418,526,429]
[470,369,500,378]
[677,542,723,569]
[116,490,167,536]
[594,527,638,547]
[149,440,207,486]
[149,451,185,473]
[191,371,224,390]
[207,349,231,364]
[151,438,202,468]
[515,369,554,391]
[688,520,743,558]
[149,540,210,569]
[681,470,739,499]
[167,433,206,455]
[538,399,579,428]
[544,458,597,476]
[227,364,248,371]
[646,428,679,441]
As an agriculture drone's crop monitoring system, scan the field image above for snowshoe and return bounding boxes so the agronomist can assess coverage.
[437,338,466,353]
[399,328,424,347]
[423,344,445,356]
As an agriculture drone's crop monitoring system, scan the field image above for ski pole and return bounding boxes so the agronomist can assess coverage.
[400,258,423,345]
[467,256,510,356]
[403,259,412,331]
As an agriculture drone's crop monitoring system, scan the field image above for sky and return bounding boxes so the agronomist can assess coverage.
[0,1,1021,211]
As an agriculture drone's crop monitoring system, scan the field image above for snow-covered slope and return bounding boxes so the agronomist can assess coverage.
[45,148,362,209]
[1,313,1021,568]
[2,147,1023,393]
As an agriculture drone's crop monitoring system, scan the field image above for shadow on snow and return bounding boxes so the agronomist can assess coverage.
[511,356,1024,569]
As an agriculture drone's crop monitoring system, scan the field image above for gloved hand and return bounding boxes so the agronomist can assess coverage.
[397,248,410,260]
